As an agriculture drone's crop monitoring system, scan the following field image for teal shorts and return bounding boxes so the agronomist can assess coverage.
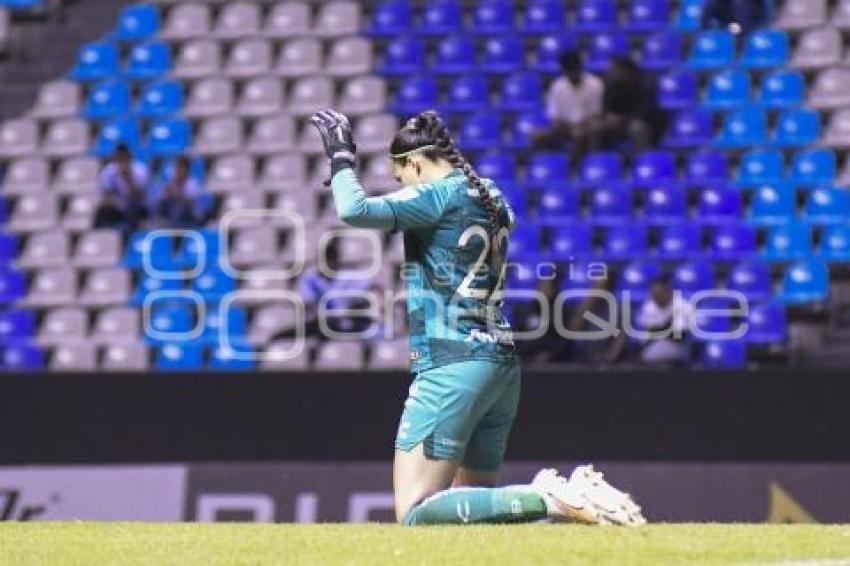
[395,359,521,473]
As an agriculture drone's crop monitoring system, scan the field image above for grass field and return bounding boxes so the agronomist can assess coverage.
[3,523,850,566]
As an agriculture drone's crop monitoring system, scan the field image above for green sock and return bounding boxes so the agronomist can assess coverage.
[403,486,548,526]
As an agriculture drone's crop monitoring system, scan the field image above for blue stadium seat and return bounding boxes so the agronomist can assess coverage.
[124,40,171,81]
[551,224,593,259]
[433,34,476,74]
[777,260,829,305]
[641,30,684,71]
[480,35,524,74]
[673,260,715,297]
[686,30,735,70]
[626,0,670,31]
[501,185,528,217]
[560,260,603,299]
[657,224,702,259]
[538,189,580,220]
[145,117,192,157]
[137,79,183,119]
[147,305,197,343]
[498,72,543,111]
[0,270,25,304]
[110,4,160,42]
[192,269,236,302]
[209,342,257,371]
[421,0,463,35]
[675,0,704,31]
[459,112,502,151]
[124,230,175,270]
[618,260,662,302]
[710,224,757,260]
[773,109,820,148]
[631,151,678,189]
[174,229,222,269]
[692,296,737,340]
[745,302,787,344]
[736,149,784,187]
[203,306,248,343]
[132,275,183,306]
[0,309,34,343]
[379,35,425,75]
[749,185,795,226]
[728,261,773,302]
[367,0,413,36]
[473,0,515,34]
[476,152,517,184]
[761,224,812,262]
[575,0,617,33]
[575,152,623,188]
[590,185,632,224]
[70,41,120,82]
[715,107,767,148]
[92,117,141,157]
[804,188,850,225]
[603,224,648,259]
[686,151,729,186]
[789,149,836,189]
[586,30,629,72]
[701,340,746,369]
[758,70,804,109]
[393,75,439,115]
[704,70,752,110]
[505,262,541,294]
[156,342,204,371]
[698,187,742,223]
[663,109,714,148]
[533,32,578,73]
[819,225,850,263]
[644,185,687,224]
[445,74,489,113]
[508,225,540,258]
[0,234,16,264]
[658,71,698,110]
[523,0,566,34]
[505,109,549,149]
[158,156,206,186]
[83,79,131,120]
[525,152,570,190]
[2,343,45,370]
[739,29,789,69]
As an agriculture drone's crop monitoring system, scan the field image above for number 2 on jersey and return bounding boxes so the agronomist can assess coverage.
[456,225,509,300]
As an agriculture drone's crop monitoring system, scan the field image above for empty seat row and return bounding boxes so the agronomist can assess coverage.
[660,69,805,111]
[776,0,850,31]
[664,107,822,149]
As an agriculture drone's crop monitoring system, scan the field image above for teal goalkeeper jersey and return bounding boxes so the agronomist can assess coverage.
[330,168,518,373]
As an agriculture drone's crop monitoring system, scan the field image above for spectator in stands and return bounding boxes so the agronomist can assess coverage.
[531,50,604,157]
[636,275,693,365]
[93,144,150,233]
[585,57,666,153]
[702,0,771,35]
[565,277,628,365]
[151,156,212,228]
[513,275,571,364]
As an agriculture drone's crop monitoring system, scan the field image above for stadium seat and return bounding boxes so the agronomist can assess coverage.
[758,70,804,109]
[184,77,234,118]
[237,76,283,117]
[506,109,550,149]
[145,117,191,157]
[32,80,81,120]
[476,153,517,185]
[822,110,850,149]
[808,68,850,110]
[110,4,160,42]
[193,115,243,154]
[472,0,515,35]
[0,270,24,304]
[370,339,411,370]
[214,2,261,39]
[538,189,580,221]
[728,261,773,302]
[3,342,45,370]
[686,151,729,186]
[794,29,842,72]
[525,153,570,190]
[314,342,364,371]
[0,233,16,264]
[805,188,850,225]
[749,185,795,226]
[498,72,543,111]
[338,76,387,117]
[480,35,524,74]
[156,343,204,371]
[459,112,502,151]
[321,38,369,77]
[433,34,476,74]
[736,149,784,187]
[505,262,539,292]
[533,32,577,73]
[585,30,629,72]
[4,157,48,195]
[0,309,34,343]
[625,0,669,31]
[631,151,677,188]
[575,0,617,32]
[82,79,130,120]
[131,274,182,306]
[445,74,489,113]
[644,186,687,224]
[745,302,788,345]
[43,118,89,158]
[551,224,593,259]
[618,260,662,302]
[367,0,412,36]
[508,225,540,259]
[698,187,742,223]
[70,41,119,81]
[421,0,462,35]
[739,29,789,69]
[18,230,68,269]
[575,152,623,189]
[686,30,735,70]
[123,230,174,270]
[659,71,698,110]
[124,41,171,81]
[776,260,829,304]
[675,0,704,31]
[590,185,632,224]
[715,107,767,148]
[657,224,702,259]
[313,1,361,38]
[172,39,220,80]
[673,260,714,297]
[641,30,684,71]
[560,260,604,302]
[776,0,827,30]
[603,224,648,259]
[701,340,746,369]
[38,307,87,346]
[276,38,322,78]
[709,224,757,260]
[392,75,438,115]
[663,109,714,148]
[160,2,210,40]
[523,0,566,34]
[819,225,850,262]
[761,224,812,262]
[192,269,236,302]
[704,70,752,110]
[379,35,425,75]
[203,307,248,344]
[225,39,272,78]
[210,342,257,371]
[136,79,183,119]
[773,109,820,148]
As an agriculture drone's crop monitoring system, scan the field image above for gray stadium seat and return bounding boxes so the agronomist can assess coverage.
[42,118,89,157]
[821,109,850,148]
[247,114,295,154]
[230,224,279,267]
[24,267,77,307]
[258,153,307,191]
[61,194,97,232]
[206,153,255,193]
[237,76,284,117]
[91,306,140,345]
[276,38,322,78]
[52,157,100,194]
[192,116,243,156]
[173,39,222,79]
[326,37,372,77]
[0,119,38,157]
[264,1,311,38]
[273,190,318,221]
[101,343,149,371]
[249,304,300,345]
[776,0,827,29]
[338,76,387,116]
[214,2,261,39]
[240,271,289,301]
[51,343,98,371]
[3,157,49,195]
[807,68,850,109]
[287,76,333,116]
[369,339,409,370]
[160,2,211,40]
[78,267,131,307]
[18,230,69,269]
[31,80,81,120]
[313,1,361,38]
[307,159,332,192]
[790,28,842,69]
[361,156,397,193]
[38,307,88,346]
[220,191,267,228]
[355,114,397,154]
[833,0,850,29]
[8,193,58,233]
[314,341,365,370]
[225,39,273,78]
[297,121,326,156]
[260,339,310,370]
[337,229,382,265]
[184,77,234,118]
[73,230,121,268]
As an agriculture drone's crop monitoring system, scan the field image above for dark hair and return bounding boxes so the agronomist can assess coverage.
[389,110,501,237]
[651,273,672,287]
[175,155,191,170]
[559,50,581,72]
[114,143,131,158]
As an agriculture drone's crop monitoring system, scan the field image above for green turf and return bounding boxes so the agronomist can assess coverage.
[2,523,850,566]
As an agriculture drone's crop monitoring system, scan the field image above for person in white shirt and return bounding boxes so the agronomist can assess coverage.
[532,50,604,156]
[637,275,693,364]
[93,144,151,233]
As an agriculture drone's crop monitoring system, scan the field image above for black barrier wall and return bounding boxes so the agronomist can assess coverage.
[2,369,849,464]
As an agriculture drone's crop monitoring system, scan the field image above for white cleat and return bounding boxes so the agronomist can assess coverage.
[531,468,602,524]
[566,464,647,527]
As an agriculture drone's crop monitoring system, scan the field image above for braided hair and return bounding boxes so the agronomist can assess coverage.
[390,111,502,238]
